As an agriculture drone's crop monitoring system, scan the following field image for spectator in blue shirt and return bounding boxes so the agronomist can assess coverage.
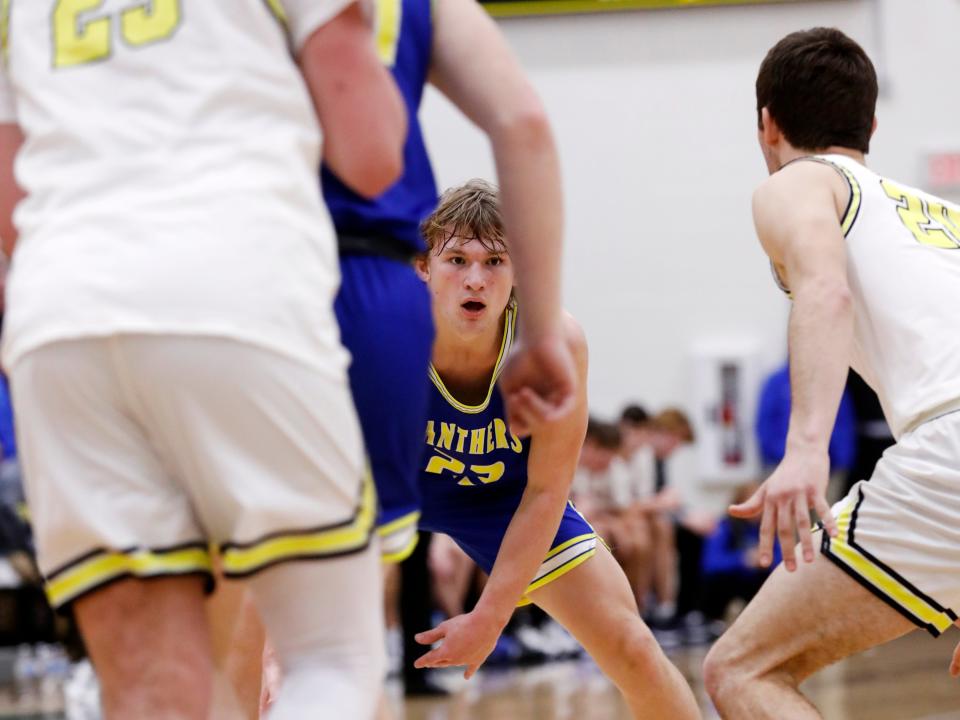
[701,483,781,621]
[756,361,856,472]
[0,375,17,462]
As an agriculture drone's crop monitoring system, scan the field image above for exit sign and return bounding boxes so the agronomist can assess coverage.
[926,153,960,191]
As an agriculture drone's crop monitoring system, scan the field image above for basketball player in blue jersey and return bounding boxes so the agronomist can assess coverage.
[213,0,580,711]
[324,0,436,562]
[331,0,579,562]
[411,181,700,720]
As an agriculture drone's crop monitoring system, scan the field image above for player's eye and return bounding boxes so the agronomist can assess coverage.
[487,256,503,266]
[450,256,465,265]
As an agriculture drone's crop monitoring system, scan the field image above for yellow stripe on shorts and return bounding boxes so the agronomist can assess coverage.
[378,510,421,564]
[220,474,377,576]
[1,0,10,65]
[517,532,598,607]
[263,0,287,23]
[45,544,213,609]
[822,490,956,637]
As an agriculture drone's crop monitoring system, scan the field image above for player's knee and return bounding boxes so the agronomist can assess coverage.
[703,633,763,712]
[615,621,663,677]
[702,640,736,707]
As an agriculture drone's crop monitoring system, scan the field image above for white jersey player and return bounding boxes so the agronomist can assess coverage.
[704,28,960,720]
[771,153,960,440]
[0,2,405,719]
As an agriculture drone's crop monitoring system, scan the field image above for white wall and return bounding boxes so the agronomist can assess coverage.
[419,0,960,495]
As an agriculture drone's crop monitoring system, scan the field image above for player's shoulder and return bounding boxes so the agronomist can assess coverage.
[753,157,849,216]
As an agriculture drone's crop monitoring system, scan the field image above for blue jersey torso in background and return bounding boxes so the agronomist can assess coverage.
[321,0,438,251]
[419,305,531,521]
[416,304,597,584]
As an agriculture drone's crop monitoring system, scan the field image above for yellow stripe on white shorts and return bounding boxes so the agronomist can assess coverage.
[822,489,957,637]
[220,474,377,577]
[45,543,213,609]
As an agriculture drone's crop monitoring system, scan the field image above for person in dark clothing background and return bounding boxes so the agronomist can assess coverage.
[700,483,781,622]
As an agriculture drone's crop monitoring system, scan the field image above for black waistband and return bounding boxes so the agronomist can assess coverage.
[337,233,419,264]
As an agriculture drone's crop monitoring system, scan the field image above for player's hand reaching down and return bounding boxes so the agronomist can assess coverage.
[499,331,577,438]
[414,608,504,680]
[729,447,838,572]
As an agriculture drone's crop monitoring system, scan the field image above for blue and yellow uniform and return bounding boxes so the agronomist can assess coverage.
[326,0,437,562]
[418,304,598,602]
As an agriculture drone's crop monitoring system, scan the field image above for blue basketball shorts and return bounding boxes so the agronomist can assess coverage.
[420,488,598,605]
[335,254,434,562]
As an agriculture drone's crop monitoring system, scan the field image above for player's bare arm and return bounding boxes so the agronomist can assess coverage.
[0,124,24,256]
[430,0,574,433]
[731,160,852,571]
[415,314,588,678]
[299,2,406,198]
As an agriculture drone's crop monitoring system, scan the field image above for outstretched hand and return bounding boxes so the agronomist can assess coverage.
[414,609,505,680]
[498,331,577,438]
[729,448,837,572]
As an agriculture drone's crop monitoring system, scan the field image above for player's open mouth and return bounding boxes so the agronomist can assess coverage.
[461,300,486,314]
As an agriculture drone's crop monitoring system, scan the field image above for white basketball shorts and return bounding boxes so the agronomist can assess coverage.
[822,408,960,636]
[8,334,373,609]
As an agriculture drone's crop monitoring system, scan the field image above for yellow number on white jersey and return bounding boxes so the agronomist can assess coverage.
[53,0,111,68]
[121,0,180,48]
[881,178,960,250]
[54,0,181,69]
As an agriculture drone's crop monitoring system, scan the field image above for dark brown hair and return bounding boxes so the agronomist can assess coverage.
[620,404,650,427]
[756,28,878,153]
[585,417,622,450]
[420,179,505,255]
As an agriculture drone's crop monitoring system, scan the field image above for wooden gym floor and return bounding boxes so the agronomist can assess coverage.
[0,628,955,718]
[390,629,960,720]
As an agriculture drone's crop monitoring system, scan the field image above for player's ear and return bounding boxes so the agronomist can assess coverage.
[870,116,878,138]
[759,107,781,147]
[414,253,430,282]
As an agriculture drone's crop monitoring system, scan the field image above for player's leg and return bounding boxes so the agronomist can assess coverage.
[702,540,915,719]
[429,534,476,618]
[519,505,698,720]
[75,577,213,720]
[530,544,699,720]
[705,418,960,720]
[194,545,385,720]
[336,254,436,699]
[205,253,434,718]
[9,339,216,720]
[206,571,264,719]
[245,543,385,720]
[126,334,385,719]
